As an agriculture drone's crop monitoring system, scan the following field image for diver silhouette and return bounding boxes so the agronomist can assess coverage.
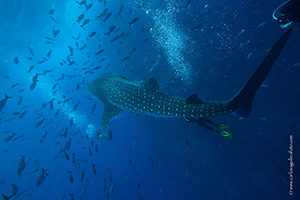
[184,8,295,137]
[273,0,300,28]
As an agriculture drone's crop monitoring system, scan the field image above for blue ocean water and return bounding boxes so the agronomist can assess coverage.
[0,0,299,199]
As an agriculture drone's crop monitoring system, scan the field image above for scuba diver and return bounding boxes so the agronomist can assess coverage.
[183,3,297,137]
[273,0,300,28]
[184,117,233,138]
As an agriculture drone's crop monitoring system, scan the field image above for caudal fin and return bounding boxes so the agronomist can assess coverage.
[5,94,12,99]
[2,194,13,200]
[228,28,293,118]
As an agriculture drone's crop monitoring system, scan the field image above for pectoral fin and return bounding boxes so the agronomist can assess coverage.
[101,103,123,136]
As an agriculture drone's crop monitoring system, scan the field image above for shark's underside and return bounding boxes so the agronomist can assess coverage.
[86,29,292,136]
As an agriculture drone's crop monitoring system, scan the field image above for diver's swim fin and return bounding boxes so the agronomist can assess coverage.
[217,130,233,138]
[216,123,229,130]
[229,28,293,118]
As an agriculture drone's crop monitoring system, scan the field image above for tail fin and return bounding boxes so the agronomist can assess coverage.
[5,94,12,99]
[228,28,293,118]
[2,194,13,200]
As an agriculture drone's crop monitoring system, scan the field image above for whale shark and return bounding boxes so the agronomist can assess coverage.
[86,29,292,136]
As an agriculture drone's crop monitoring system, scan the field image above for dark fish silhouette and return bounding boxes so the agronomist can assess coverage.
[76,0,86,6]
[49,98,55,110]
[30,81,38,91]
[97,8,108,19]
[52,29,60,37]
[35,117,45,128]
[52,83,58,90]
[91,102,97,114]
[95,49,105,55]
[64,138,72,150]
[150,156,154,167]
[50,16,58,23]
[102,12,112,22]
[132,168,139,177]
[80,169,85,183]
[109,183,116,194]
[107,129,112,141]
[110,35,121,43]
[88,146,92,157]
[13,57,19,64]
[39,131,48,143]
[104,25,115,35]
[69,117,74,126]
[54,109,60,117]
[115,4,124,19]
[44,36,55,41]
[127,154,131,165]
[71,153,76,164]
[42,102,47,108]
[89,31,96,38]
[17,96,22,105]
[9,83,18,89]
[12,111,19,115]
[32,73,39,82]
[85,3,92,10]
[128,17,140,27]
[37,58,49,64]
[103,178,107,192]
[67,170,74,183]
[4,133,16,142]
[48,8,54,15]
[28,46,34,56]
[46,49,52,58]
[17,155,25,176]
[80,19,90,28]
[121,56,130,62]
[69,193,74,200]
[77,14,84,23]
[107,168,112,182]
[91,163,97,175]
[129,47,137,55]
[36,168,49,187]
[42,69,53,76]
[19,110,27,119]
[11,184,18,196]
[136,180,142,190]
[95,144,98,152]
[64,127,69,138]
[62,150,69,160]
[70,102,79,113]
[123,173,130,182]
[67,46,73,55]
[27,65,34,73]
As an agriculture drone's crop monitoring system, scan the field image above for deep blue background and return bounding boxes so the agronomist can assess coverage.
[0,0,299,199]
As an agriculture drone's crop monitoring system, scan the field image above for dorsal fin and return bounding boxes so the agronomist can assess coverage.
[186,94,203,104]
[100,72,128,81]
[141,78,160,93]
